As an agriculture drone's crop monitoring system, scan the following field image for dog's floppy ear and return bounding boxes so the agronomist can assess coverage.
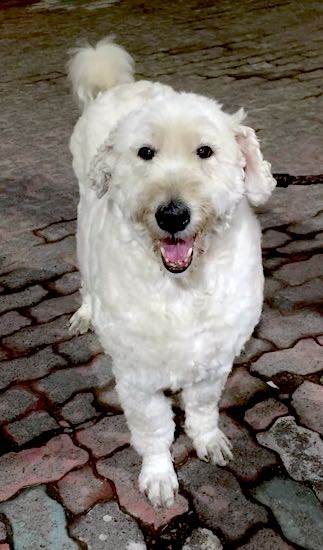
[88,140,115,198]
[232,110,276,206]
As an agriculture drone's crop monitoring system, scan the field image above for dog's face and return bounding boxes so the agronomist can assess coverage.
[89,93,275,275]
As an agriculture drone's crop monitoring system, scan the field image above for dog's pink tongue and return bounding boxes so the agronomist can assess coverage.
[161,237,193,263]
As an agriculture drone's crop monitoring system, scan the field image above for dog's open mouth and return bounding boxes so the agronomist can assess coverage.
[160,237,194,273]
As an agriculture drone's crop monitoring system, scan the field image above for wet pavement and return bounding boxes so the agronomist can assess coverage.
[0,1,322,549]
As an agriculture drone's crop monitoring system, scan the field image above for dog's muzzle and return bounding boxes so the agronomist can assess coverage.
[155,200,194,273]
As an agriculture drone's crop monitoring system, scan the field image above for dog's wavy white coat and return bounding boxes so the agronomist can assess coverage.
[68,38,276,508]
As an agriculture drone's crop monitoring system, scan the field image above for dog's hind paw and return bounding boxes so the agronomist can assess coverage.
[139,453,179,508]
[69,304,92,335]
[195,428,233,466]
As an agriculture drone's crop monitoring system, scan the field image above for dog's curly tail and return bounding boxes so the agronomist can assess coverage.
[67,36,135,110]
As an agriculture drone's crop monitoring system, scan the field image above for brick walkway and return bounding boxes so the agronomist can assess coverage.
[0,1,322,549]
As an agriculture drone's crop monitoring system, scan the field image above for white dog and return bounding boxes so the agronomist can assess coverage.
[68,37,276,508]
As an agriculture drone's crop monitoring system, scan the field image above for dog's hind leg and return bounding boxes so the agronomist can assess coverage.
[116,380,178,508]
[182,373,233,466]
[69,289,92,335]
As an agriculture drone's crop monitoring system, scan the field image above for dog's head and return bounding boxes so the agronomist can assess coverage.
[89,92,276,275]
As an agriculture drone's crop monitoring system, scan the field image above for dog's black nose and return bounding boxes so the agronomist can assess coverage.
[155,200,191,234]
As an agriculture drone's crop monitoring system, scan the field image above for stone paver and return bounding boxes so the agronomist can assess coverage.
[219,366,267,409]
[273,254,323,286]
[0,387,38,424]
[36,220,76,242]
[76,415,130,458]
[178,458,267,543]
[2,314,74,354]
[0,486,79,550]
[220,413,277,482]
[0,434,88,501]
[257,416,323,483]
[251,338,323,377]
[97,448,189,530]
[182,528,223,550]
[271,278,323,313]
[236,528,295,549]
[291,381,323,436]
[3,411,59,445]
[254,477,323,550]
[0,285,47,315]
[257,307,323,348]
[57,465,114,515]
[34,355,113,404]
[0,347,66,390]
[70,500,146,550]
[60,392,99,424]
[28,292,80,323]
[57,332,103,364]
[47,271,81,295]
[244,398,289,431]
[0,311,31,338]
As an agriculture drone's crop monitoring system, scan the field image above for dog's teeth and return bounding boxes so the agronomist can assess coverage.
[161,247,165,257]
[187,248,193,257]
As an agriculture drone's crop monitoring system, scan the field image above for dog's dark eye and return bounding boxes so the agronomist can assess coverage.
[196,145,214,159]
[138,146,156,161]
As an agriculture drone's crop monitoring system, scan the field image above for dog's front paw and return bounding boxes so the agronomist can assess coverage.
[139,453,179,508]
[69,304,92,335]
[194,428,233,466]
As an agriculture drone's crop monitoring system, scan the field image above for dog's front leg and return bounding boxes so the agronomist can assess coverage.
[182,375,233,465]
[116,381,178,508]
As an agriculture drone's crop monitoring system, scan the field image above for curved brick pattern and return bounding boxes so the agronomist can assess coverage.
[264,278,283,301]
[257,308,323,348]
[2,314,73,354]
[183,528,223,550]
[251,338,323,377]
[259,187,323,231]
[76,415,130,458]
[277,232,323,255]
[57,332,103,364]
[288,211,323,235]
[220,366,267,409]
[178,458,267,543]
[36,220,76,242]
[253,477,323,550]
[262,229,289,249]
[0,387,38,424]
[171,434,194,467]
[0,347,67,391]
[271,278,323,313]
[97,448,188,530]
[34,355,113,404]
[291,381,323,436]
[244,398,289,431]
[0,285,47,315]
[48,271,81,295]
[273,254,323,286]
[28,292,80,323]
[0,434,88,501]
[236,528,296,549]
[0,486,78,550]
[219,413,277,483]
[57,465,114,515]
[0,312,31,338]
[0,520,7,541]
[3,411,59,445]
[70,500,146,549]
[0,265,75,292]
[60,392,99,425]
[234,337,273,365]
[257,416,323,483]
[96,385,123,412]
